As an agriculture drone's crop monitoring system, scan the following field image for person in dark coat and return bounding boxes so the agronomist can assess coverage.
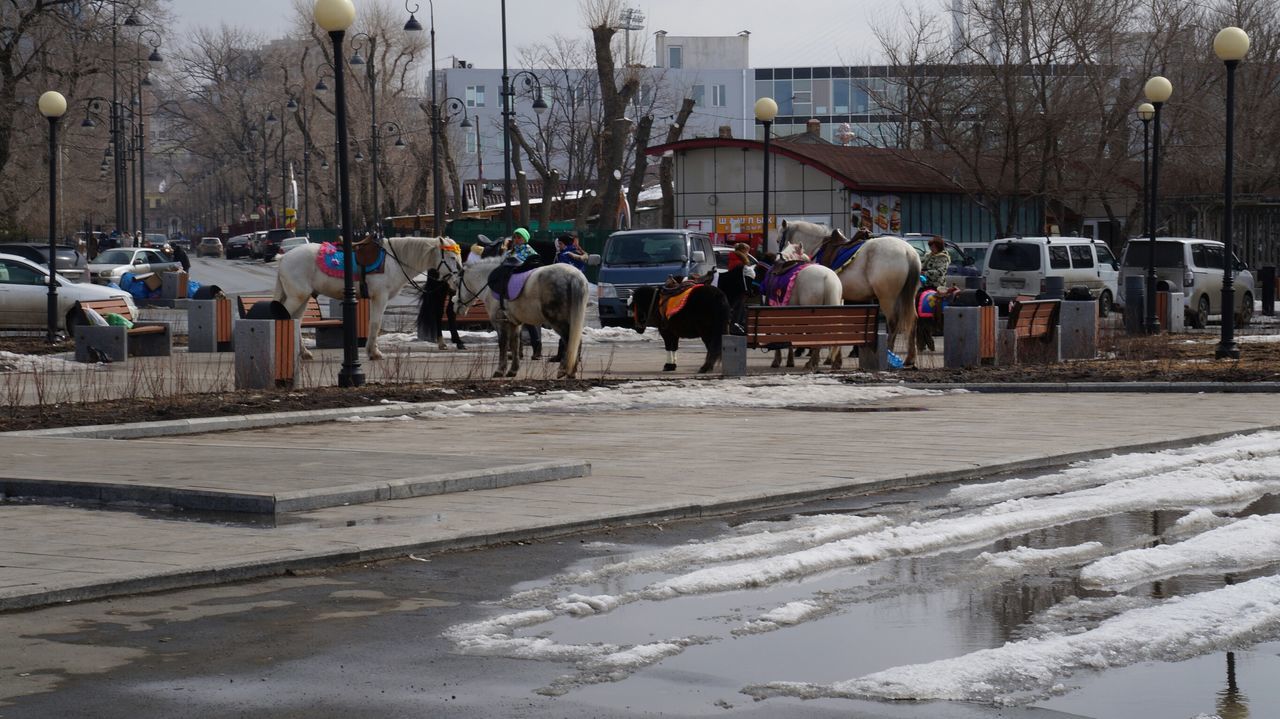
[164,242,191,272]
[417,268,465,350]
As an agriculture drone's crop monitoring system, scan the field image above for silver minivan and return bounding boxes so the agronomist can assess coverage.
[1118,237,1254,328]
[982,236,1120,315]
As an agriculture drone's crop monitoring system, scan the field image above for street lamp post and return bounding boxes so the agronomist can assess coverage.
[39,91,67,343]
[754,97,778,254]
[1137,103,1154,241]
[1214,26,1249,360]
[421,96,471,235]
[315,0,364,388]
[349,30,385,234]
[1142,76,1172,334]
[498,2,548,237]
[135,29,162,240]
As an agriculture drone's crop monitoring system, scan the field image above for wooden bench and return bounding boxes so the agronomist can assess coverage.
[237,295,368,348]
[72,298,171,362]
[744,304,884,370]
[998,298,1061,364]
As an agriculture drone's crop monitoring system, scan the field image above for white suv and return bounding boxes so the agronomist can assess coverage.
[1119,237,1254,328]
[982,236,1120,315]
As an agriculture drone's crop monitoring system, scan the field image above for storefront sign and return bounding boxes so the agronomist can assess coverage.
[715,214,776,235]
[850,194,901,233]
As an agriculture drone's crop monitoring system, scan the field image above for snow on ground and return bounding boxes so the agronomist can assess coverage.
[443,432,1280,705]
[0,351,97,373]
[975,542,1109,572]
[1163,508,1234,540]
[414,376,939,419]
[1079,514,1280,589]
[744,575,1280,705]
[944,432,1280,507]
[644,457,1280,599]
[376,325,653,350]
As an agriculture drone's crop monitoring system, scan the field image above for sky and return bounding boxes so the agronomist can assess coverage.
[166,0,916,70]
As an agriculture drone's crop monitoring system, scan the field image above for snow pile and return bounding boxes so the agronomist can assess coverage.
[0,351,92,373]
[1080,514,1280,589]
[373,325,651,350]
[416,376,939,419]
[744,575,1280,705]
[975,543,1108,573]
[945,432,1280,507]
[739,600,829,634]
[645,457,1280,599]
[1015,595,1157,641]
[1164,508,1233,540]
[335,414,415,423]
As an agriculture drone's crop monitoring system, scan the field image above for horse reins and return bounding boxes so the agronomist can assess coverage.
[382,236,461,295]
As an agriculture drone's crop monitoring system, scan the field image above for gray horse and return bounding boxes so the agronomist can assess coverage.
[453,257,589,378]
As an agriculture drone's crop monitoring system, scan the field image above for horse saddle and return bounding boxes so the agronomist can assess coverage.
[487,258,539,303]
[762,260,810,306]
[317,240,386,279]
[658,285,700,320]
[813,237,864,272]
[352,236,384,271]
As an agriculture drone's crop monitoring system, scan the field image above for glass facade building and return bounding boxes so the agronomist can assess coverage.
[753,66,906,146]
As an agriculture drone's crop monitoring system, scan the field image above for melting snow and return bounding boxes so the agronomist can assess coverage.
[1080,514,1280,590]
[0,351,95,373]
[744,575,1280,705]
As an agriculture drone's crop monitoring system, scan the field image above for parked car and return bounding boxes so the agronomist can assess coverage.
[982,235,1120,316]
[0,252,137,331]
[145,233,169,249]
[274,236,311,258]
[595,229,716,327]
[224,234,252,259]
[257,228,296,261]
[196,237,224,258]
[0,242,88,283]
[900,233,981,289]
[86,247,182,286]
[1119,237,1254,328]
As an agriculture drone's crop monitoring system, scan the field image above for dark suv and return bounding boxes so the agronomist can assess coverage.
[258,228,295,261]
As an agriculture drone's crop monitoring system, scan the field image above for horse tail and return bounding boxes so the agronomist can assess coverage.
[889,249,921,347]
[563,271,588,378]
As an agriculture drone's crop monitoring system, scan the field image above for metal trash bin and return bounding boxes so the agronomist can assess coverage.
[1124,275,1145,334]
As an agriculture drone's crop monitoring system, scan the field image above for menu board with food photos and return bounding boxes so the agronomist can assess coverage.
[850,194,901,234]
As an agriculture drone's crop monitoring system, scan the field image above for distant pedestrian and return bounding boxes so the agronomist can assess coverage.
[164,242,191,272]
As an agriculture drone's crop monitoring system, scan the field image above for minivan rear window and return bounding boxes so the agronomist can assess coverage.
[988,242,1041,271]
[1122,241,1184,268]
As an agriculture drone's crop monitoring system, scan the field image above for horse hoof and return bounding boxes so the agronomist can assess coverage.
[663,363,677,372]
[505,370,518,378]
[698,366,713,374]
[492,371,505,378]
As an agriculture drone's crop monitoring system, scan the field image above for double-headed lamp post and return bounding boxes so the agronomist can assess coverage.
[1142,76,1172,334]
[39,91,67,343]
[314,0,364,388]
[500,70,548,236]
[754,97,778,255]
[1215,26,1250,360]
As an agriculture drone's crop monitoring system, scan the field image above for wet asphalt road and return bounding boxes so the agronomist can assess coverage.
[1,491,1091,719]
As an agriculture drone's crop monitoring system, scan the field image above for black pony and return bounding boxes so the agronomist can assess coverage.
[630,284,730,373]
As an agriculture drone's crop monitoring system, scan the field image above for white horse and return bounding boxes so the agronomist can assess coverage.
[273,236,463,361]
[453,257,589,379]
[778,220,921,367]
[769,243,846,370]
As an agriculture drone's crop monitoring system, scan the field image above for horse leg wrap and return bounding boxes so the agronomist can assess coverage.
[663,349,677,371]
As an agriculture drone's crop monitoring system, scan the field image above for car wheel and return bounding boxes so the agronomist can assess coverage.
[1237,292,1253,328]
[1192,295,1210,329]
[1097,290,1113,317]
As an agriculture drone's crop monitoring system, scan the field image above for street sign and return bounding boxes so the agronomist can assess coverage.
[250,213,260,220]
[239,214,248,222]
[220,225,229,233]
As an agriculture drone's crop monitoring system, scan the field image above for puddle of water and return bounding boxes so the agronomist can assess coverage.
[491,492,1280,717]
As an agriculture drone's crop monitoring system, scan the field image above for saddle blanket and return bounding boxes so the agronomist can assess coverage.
[492,269,533,302]
[918,288,960,318]
[762,261,809,307]
[813,240,864,273]
[659,285,699,320]
[317,242,385,279]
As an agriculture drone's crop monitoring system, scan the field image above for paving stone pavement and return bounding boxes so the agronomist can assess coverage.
[2,388,1276,612]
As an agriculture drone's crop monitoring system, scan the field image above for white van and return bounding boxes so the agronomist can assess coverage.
[1118,237,1254,328]
[983,236,1120,315]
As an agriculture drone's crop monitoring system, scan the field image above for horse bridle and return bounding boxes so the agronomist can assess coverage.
[382,237,461,294]
[453,263,489,314]
[632,287,660,328]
